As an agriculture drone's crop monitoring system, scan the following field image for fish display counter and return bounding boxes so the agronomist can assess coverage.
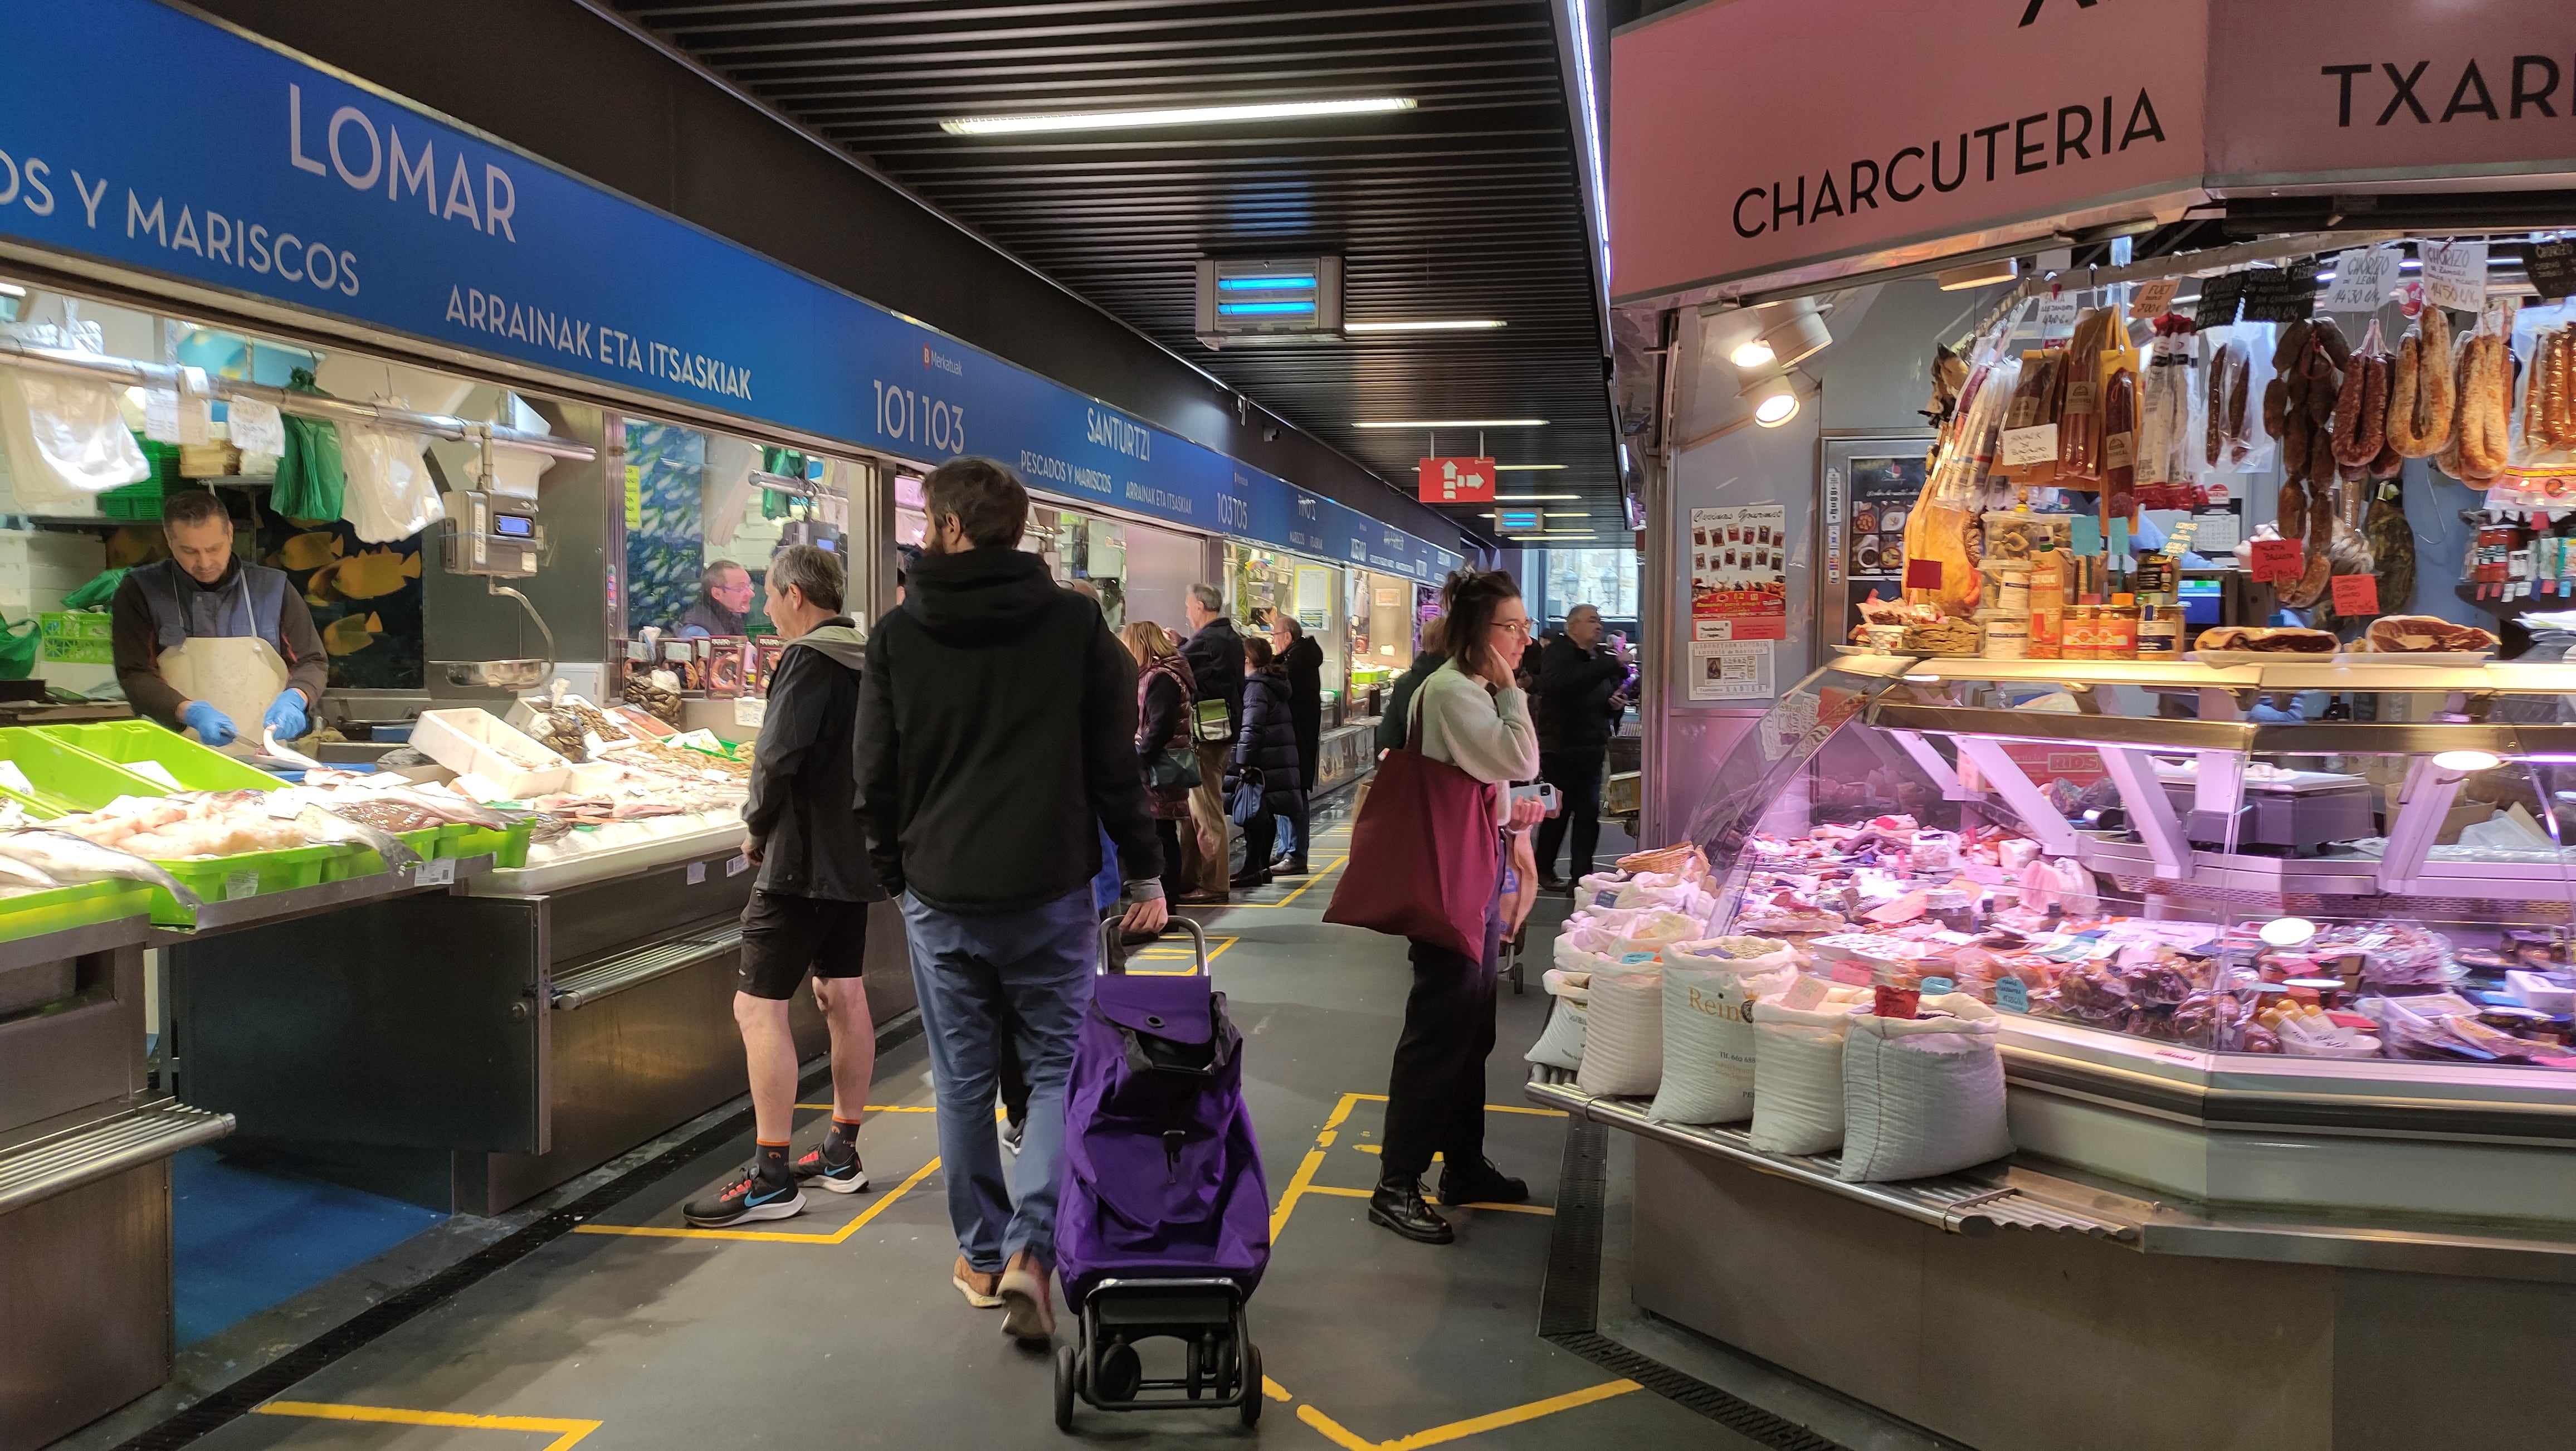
[157,699,911,1218]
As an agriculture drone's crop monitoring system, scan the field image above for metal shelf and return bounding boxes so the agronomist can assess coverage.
[149,853,494,944]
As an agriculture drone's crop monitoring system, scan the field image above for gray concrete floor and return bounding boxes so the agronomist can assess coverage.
[168,803,1754,1451]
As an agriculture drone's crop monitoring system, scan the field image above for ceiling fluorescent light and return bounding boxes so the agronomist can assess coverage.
[1937,256,2020,291]
[1353,418,1546,429]
[943,97,1415,136]
[1492,463,1566,471]
[1343,319,1507,333]
[1492,493,1579,501]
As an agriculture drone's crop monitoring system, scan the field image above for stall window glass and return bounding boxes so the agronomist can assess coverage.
[1545,548,1640,620]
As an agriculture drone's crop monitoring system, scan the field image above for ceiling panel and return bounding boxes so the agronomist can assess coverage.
[613,0,1622,545]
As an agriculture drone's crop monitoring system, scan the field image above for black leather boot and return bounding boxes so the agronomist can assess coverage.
[1367,1172,1454,1244]
[1438,1157,1529,1206]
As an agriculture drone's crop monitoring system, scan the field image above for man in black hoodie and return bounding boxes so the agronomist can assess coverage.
[685,546,881,1228]
[857,457,1165,1347]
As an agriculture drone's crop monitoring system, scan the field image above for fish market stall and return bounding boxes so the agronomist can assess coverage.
[164,697,902,1215]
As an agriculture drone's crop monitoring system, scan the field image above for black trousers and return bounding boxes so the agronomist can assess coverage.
[1382,860,1506,1180]
[1534,749,1606,881]
[1239,809,1276,880]
[1154,818,1189,900]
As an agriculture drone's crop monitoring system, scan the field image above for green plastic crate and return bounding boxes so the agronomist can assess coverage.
[0,729,170,814]
[152,844,342,924]
[324,826,446,882]
[0,879,153,944]
[33,721,282,794]
[446,819,533,869]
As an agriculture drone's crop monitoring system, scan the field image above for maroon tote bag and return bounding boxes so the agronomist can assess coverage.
[1324,724,1499,960]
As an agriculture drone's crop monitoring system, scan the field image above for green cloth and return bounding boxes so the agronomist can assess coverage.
[60,567,129,610]
[270,368,346,521]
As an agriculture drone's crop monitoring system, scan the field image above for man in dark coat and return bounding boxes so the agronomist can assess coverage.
[1530,603,1631,888]
[1267,615,1324,871]
[1178,583,1243,897]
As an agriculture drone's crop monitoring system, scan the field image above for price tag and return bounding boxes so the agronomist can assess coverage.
[227,397,285,457]
[1619,951,1658,965]
[2239,261,2318,325]
[2331,573,2380,616]
[2070,515,2103,556]
[2525,240,2576,303]
[2248,538,2304,583]
[726,854,749,877]
[1919,976,1957,996]
[2418,238,2489,312]
[2063,380,2097,416]
[2193,272,2247,329]
[175,394,213,447]
[2037,294,2080,334]
[142,388,181,444]
[1902,557,1944,590]
[2126,277,2179,320]
[2324,244,2399,313]
[1994,977,2031,1012]
[1873,985,1921,1021]
[1997,423,2060,467]
[1828,960,1874,986]
[414,856,456,887]
[2103,431,2135,471]
[625,463,644,529]
[0,761,30,796]
[686,860,708,885]
[2109,518,2130,561]
[1781,975,1830,1011]
[224,869,260,901]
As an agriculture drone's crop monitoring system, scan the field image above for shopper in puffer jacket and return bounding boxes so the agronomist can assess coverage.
[1231,636,1306,890]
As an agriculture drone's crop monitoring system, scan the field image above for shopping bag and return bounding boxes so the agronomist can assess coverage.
[1148,746,1202,791]
[1322,731,1497,960]
[1228,767,1266,826]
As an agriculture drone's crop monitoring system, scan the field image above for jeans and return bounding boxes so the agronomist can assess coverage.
[1534,749,1606,881]
[901,887,1097,1273]
[1382,853,1506,1180]
[1272,789,1311,867]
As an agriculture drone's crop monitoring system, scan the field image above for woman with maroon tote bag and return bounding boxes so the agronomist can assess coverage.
[1330,569,1543,1244]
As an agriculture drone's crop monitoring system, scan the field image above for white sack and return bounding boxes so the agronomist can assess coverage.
[1575,961,1663,1098]
[1838,993,2012,1182]
[1748,991,1870,1156]
[1647,958,1797,1124]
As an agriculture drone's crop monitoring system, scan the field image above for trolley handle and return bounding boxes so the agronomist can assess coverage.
[1097,914,1209,976]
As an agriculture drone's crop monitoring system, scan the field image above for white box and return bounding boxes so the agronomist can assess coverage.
[413,708,569,800]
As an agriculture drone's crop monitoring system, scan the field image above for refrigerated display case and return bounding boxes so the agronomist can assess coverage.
[1533,652,2576,1451]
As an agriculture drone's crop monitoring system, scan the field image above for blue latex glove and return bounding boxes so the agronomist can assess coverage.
[182,699,238,747]
[263,689,309,742]
[2247,699,2304,724]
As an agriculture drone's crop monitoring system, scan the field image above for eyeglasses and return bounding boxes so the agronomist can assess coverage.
[1492,619,1533,639]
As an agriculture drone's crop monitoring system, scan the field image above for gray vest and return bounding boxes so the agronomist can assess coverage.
[133,557,290,651]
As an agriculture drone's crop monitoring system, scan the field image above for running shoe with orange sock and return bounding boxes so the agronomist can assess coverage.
[686,1140,806,1226]
[792,1117,872,1193]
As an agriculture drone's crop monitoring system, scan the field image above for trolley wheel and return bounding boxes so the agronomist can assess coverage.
[1240,1342,1263,1427]
[1053,1346,1076,1432]
[1098,1338,1143,1404]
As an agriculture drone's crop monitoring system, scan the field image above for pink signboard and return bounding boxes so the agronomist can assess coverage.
[1612,0,2576,307]
[1611,0,2208,305]
[2206,1,2576,182]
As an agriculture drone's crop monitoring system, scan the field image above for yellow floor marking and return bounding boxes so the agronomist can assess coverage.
[1378,1380,1645,1450]
[1296,1403,1380,1451]
[1262,1376,1295,1403]
[1267,1090,1363,1245]
[1218,854,1349,910]
[572,1156,940,1244]
[253,1403,600,1451]
[1126,934,1239,975]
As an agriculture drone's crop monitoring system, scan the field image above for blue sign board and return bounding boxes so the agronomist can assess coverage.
[0,0,1464,582]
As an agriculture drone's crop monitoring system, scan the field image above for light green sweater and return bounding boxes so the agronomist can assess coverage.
[1405,659,1542,786]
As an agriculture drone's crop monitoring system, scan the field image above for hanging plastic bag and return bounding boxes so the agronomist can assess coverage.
[341,418,446,543]
[270,369,346,520]
[59,567,130,611]
[0,326,150,509]
[0,615,37,680]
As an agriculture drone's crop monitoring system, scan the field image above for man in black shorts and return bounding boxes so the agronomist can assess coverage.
[686,546,883,1227]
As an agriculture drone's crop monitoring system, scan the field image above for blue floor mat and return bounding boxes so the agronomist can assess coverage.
[171,1147,446,1346]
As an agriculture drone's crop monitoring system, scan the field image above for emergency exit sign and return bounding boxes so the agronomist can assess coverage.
[1417,456,1496,504]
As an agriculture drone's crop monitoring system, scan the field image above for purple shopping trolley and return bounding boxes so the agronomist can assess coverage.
[1052,918,1271,1430]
